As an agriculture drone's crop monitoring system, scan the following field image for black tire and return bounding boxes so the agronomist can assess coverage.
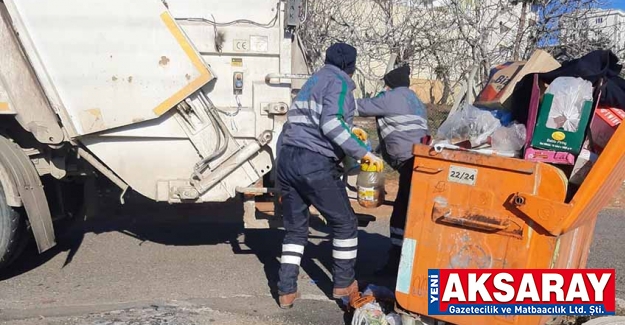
[0,182,27,270]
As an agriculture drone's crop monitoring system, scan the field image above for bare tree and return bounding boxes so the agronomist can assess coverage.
[300,0,524,98]
[524,0,607,58]
[299,0,441,94]
[299,0,610,104]
[511,0,542,60]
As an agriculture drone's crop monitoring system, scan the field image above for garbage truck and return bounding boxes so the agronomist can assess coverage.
[0,0,312,269]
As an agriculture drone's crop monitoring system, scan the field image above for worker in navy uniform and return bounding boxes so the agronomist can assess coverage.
[276,43,383,309]
[355,65,429,275]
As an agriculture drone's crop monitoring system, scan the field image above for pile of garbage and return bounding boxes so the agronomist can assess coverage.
[344,285,402,325]
[433,49,625,198]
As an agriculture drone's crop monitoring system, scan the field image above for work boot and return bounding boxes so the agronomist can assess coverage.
[333,280,359,299]
[278,291,300,309]
[374,246,401,277]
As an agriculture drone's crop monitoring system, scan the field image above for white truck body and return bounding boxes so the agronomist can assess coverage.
[0,0,312,261]
[2,0,300,202]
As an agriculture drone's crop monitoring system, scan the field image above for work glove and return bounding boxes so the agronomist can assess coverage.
[352,127,368,142]
[362,152,384,172]
[352,127,372,151]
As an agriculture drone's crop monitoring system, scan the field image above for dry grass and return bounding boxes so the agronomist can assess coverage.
[427,103,452,134]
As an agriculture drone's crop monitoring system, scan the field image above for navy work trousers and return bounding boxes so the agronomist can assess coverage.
[389,157,414,248]
[277,145,358,295]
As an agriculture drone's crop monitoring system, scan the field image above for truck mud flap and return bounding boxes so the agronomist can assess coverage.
[0,136,55,252]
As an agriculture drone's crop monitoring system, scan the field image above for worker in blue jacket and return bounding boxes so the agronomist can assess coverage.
[356,65,428,275]
[276,43,383,308]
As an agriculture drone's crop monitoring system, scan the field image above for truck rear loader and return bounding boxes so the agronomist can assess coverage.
[0,0,310,269]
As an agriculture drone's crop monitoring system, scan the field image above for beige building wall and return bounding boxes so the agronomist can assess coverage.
[410,78,463,104]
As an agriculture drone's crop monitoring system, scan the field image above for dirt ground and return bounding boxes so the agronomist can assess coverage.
[1,170,624,325]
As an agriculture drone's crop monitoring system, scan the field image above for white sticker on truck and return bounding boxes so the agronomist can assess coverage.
[448,165,478,186]
[250,35,268,52]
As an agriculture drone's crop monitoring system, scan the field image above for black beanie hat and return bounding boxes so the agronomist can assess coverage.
[325,43,357,75]
[384,65,411,89]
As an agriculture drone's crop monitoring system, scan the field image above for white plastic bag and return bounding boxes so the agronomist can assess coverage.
[491,123,527,152]
[436,104,501,147]
[545,77,593,132]
[351,302,387,325]
[385,313,402,325]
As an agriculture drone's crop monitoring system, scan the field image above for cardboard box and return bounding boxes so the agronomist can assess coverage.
[589,107,625,154]
[530,92,594,155]
[475,50,561,110]
[524,75,545,150]
[523,75,590,164]
[569,147,599,186]
[525,147,575,165]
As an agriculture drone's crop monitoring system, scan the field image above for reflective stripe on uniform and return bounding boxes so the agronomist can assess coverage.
[289,101,322,125]
[292,100,323,115]
[292,100,309,110]
[385,115,422,124]
[288,115,314,126]
[309,101,323,116]
[281,255,302,265]
[333,130,351,145]
[282,244,305,254]
[391,237,403,246]
[378,115,428,139]
[333,249,357,259]
[333,238,358,248]
[381,123,426,138]
[322,118,342,134]
[390,227,404,236]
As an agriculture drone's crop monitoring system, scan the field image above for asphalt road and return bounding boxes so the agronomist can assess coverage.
[0,189,391,325]
[0,189,623,325]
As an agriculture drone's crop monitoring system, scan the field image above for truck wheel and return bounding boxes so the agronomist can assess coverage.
[0,182,27,270]
[581,317,625,325]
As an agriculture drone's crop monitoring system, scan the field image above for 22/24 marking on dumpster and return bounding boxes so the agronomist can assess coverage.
[448,165,478,186]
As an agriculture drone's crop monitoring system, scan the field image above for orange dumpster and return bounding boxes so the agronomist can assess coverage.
[394,121,625,325]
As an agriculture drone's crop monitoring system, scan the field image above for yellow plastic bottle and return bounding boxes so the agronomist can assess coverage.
[357,158,385,208]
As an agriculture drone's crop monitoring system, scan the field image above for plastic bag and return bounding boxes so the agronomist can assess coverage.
[385,313,402,325]
[490,110,513,126]
[436,104,502,147]
[491,123,527,152]
[350,285,400,325]
[363,284,395,302]
[544,77,593,132]
[351,302,387,325]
